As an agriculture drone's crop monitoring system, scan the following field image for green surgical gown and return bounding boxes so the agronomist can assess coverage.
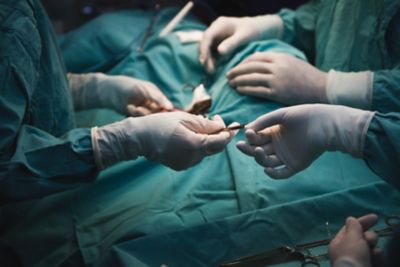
[0,0,97,201]
[278,0,400,188]
[1,7,399,267]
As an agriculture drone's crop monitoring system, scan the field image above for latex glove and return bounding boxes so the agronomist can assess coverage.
[329,214,384,267]
[68,73,173,116]
[327,70,374,110]
[199,15,283,74]
[228,52,328,105]
[91,112,237,170]
[236,104,374,179]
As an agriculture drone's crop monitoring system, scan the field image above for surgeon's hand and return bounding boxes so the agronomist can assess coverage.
[68,73,173,116]
[199,15,283,74]
[92,112,237,170]
[329,214,384,267]
[236,104,374,179]
[227,52,328,105]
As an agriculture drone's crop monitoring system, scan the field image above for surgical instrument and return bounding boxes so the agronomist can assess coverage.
[159,1,194,37]
[220,215,400,267]
[138,4,160,53]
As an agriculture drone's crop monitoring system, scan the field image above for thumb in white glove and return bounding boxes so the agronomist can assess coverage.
[199,15,283,74]
[236,104,374,179]
[92,112,237,170]
[68,73,173,116]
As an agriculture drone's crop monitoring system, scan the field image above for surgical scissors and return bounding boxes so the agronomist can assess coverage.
[219,245,328,267]
[375,214,400,237]
[220,215,400,267]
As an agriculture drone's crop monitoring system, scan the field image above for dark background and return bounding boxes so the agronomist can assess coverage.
[41,0,306,33]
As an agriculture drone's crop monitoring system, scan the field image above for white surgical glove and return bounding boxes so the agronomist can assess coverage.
[327,70,374,110]
[199,15,283,74]
[236,104,374,179]
[91,112,236,170]
[68,73,173,116]
[329,214,383,267]
[228,52,328,105]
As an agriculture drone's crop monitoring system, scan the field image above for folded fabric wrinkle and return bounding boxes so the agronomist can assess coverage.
[137,3,161,53]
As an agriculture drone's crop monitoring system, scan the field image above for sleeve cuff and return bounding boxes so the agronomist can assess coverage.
[252,14,284,40]
[91,127,105,171]
[327,70,374,110]
[333,257,363,267]
[278,9,296,44]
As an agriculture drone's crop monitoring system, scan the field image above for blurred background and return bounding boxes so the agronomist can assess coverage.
[41,0,306,33]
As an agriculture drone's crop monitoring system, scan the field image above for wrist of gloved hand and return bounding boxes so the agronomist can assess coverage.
[91,116,168,170]
[68,73,125,112]
[313,105,375,157]
[326,70,374,110]
[307,105,375,163]
[91,118,142,170]
[250,14,284,40]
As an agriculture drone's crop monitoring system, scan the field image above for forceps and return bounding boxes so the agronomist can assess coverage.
[375,214,400,237]
[220,215,400,267]
[219,245,328,267]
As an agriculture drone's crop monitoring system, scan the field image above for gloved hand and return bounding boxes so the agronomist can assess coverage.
[329,214,384,267]
[199,15,283,74]
[228,52,328,105]
[68,73,173,116]
[236,104,374,179]
[91,112,237,170]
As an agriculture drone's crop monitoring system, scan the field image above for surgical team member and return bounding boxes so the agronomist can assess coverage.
[0,0,235,201]
[199,0,400,186]
[200,0,400,114]
[200,2,399,266]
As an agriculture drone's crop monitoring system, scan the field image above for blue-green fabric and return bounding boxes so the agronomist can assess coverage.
[1,8,399,267]
[101,182,400,267]
[58,8,205,74]
[0,0,97,201]
[364,113,400,190]
[279,0,400,112]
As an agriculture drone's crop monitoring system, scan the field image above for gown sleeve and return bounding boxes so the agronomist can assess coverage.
[363,112,400,190]
[0,30,98,202]
[371,8,400,113]
[371,69,400,113]
[278,0,320,63]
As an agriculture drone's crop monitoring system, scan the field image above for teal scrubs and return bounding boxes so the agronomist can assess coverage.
[0,0,97,201]
[278,0,400,188]
[365,113,400,189]
[1,7,399,267]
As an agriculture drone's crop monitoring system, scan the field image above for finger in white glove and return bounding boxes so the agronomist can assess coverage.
[227,52,328,105]
[126,104,153,117]
[199,15,283,74]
